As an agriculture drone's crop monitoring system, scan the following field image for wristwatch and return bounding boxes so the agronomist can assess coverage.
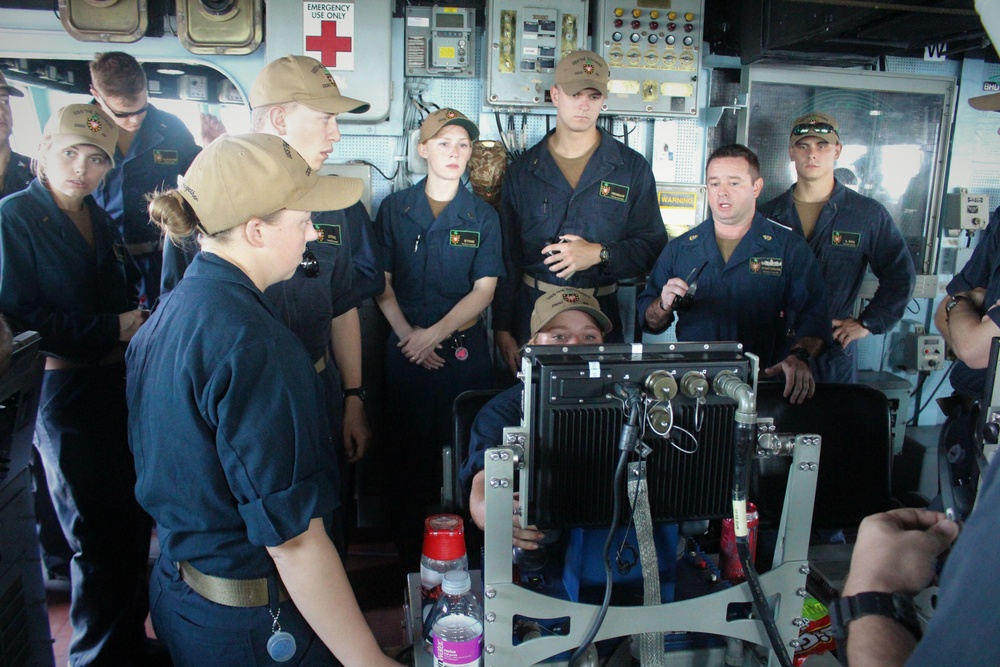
[945,294,969,319]
[829,592,922,642]
[343,387,367,401]
[790,347,811,363]
[599,244,610,267]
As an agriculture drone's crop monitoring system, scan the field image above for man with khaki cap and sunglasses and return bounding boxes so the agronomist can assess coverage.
[759,112,915,383]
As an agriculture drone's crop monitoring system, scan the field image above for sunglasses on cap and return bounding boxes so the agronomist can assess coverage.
[792,122,837,136]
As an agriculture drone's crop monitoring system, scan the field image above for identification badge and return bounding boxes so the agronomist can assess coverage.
[314,224,342,245]
[455,346,469,361]
[599,181,630,203]
[153,150,178,165]
[832,231,860,249]
[749,257,783,276]
[450,230,480,248]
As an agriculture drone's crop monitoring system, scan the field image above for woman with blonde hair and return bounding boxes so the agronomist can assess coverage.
[127,133,398,666]
[0,103,153,665]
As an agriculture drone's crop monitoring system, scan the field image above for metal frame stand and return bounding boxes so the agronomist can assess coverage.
[479,434,822,667]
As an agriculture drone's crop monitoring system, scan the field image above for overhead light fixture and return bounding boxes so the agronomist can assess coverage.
[156,67,185,76]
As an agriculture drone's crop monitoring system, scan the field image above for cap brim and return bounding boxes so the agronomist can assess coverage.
[790,131,839,145]
[299,94,371,115]
[1,85,24,98]
[970,92,1000,112]
[533,303,613,336]
[426,118,480,143]
[558,80,608,97]
[291,175,363,213]
[49,134,115,168]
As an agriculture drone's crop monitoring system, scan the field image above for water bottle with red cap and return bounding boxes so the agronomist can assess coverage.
[420,514,469,627]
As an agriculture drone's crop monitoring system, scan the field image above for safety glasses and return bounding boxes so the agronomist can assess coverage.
[791,122,837,136]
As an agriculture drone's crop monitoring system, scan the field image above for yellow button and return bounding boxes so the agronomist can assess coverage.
[632,8,642,18]
[614,7,624,17]
[650,11,659,19]
[685,12,695,21]
[668,11,677,20]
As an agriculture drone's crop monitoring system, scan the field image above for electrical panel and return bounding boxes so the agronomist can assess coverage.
[592,0,705,117]
[943,191,990,231]
[485,0,589,107]
[405,5,476,77]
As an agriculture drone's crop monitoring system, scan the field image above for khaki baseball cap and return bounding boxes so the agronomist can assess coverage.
[250,55,370,114]
[43,104,118,167]
[177,133,363,235]
[0,71,24,97]
[418,108,479,143]
[970,92,1000,112]
[789,112,840,144]
[554,50,609,97]
[529,288,612,337]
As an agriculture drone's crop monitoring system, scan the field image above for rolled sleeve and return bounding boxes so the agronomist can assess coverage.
[238,470,338,547]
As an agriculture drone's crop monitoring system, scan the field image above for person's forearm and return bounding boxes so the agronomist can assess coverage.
[944,298,995,369]
[790,335,824,357]
[268,519,395,666]
[469,470,486,531]
[330,309,362,388]
[643,298,673,332]
[843,615,918,667]
[429,279,496,343]
[374,275,414,340]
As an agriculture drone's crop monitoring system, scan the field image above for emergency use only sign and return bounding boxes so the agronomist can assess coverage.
[303,2,356,70]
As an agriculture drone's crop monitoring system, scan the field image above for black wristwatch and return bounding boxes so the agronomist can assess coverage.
[829,592,922,642]
[343,387,366,401]
[599,244,610,267]
[945,294,969,319]
[790,347,811,363]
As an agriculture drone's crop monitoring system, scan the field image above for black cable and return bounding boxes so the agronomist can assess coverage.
[906,298,920,314]
[909,363,954,425]
[355,159,397,182]
[740,540,793,667]
[568,385,642,664]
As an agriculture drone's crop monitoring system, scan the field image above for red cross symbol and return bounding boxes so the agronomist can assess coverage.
[306,21,353,68]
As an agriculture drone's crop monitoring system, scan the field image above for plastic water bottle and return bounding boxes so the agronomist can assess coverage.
[430,570,483,667]
[420,514,468,623]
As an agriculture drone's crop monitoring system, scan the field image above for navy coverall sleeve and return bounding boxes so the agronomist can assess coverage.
[0,200,121,359]
[205,340,337,548]
[603,163,667,281]
[493,168,524,333]
[857,206,916,334]
[341,202,385,308]
[637,243,676,333]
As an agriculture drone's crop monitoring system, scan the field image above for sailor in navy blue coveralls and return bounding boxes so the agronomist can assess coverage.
[758,114,915,383]
[0,156,151,664]
[129,253,344,666]
[375,110,504,564]
[92,104,199,307]
[0,150,31,198]
[495,126,667,346]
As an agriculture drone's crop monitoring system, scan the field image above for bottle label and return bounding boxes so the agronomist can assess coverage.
[433,635,481,667]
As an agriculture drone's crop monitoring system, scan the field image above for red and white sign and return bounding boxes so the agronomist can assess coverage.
[303,2,355,71]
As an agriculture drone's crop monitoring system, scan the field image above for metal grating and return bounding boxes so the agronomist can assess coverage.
[530,398,736,527]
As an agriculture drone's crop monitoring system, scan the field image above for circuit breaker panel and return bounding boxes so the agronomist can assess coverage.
[486,0,589,106]
[593,0,705,116]
[405,5,477,77]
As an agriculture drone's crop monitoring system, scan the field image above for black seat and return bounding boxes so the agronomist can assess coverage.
[753,381,895,530]
[442,388,504,514]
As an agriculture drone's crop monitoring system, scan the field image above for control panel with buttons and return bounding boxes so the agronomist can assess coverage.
[486,0,590,106]
[593,0,705,117]
[405,5,476,78]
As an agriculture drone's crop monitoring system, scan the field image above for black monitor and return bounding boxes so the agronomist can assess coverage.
[519,342,752,528]
[0,332,44,486]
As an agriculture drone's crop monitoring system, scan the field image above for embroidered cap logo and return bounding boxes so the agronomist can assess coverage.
[86,113,102,133]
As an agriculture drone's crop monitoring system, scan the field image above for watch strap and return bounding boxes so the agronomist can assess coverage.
[343,387,366,400]
[829,592,921,642]
[790,347,811,363]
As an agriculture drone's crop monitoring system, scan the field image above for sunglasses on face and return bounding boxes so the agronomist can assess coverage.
[94,93,149,119]
[792,122,837,136]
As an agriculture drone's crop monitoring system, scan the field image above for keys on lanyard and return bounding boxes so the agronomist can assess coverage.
[453,333,468,362]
